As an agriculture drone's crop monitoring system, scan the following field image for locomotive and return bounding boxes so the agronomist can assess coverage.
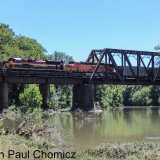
[65,61,114,73]
[4,58,64,70]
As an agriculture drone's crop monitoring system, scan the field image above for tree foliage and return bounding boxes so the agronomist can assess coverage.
[19,84,42,111]
[131,86,152,106]
[0,23,47,60]
[96,85,124,107]
[96,85,160,107]
[52,51,73,64]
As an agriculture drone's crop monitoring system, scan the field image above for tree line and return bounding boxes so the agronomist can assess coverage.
[95,85,160,107]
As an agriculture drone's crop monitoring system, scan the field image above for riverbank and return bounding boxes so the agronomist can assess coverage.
[0,134,160,160]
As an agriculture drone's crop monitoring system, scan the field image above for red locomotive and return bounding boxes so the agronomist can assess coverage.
[65,61,115,73]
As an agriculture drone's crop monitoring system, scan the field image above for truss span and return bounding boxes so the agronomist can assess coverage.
[86,48,160,84]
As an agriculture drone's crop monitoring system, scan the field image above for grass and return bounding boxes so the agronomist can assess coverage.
[76,142,160,160]
[0,134,160,160]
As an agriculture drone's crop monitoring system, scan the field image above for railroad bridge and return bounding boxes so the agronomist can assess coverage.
[0,48,160,110]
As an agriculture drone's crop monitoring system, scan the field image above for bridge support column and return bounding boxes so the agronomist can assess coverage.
[72,84,94,111]
[0,83,8,110]
[39,84,50,109]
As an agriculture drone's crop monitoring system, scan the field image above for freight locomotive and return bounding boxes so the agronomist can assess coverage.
[4,58,64,70]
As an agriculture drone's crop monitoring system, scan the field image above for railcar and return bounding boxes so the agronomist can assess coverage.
[65,61,115,73]
[117,66,154,78]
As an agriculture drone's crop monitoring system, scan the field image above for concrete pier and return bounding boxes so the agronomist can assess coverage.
[72,84,94,111]
[0,83,8,110]
[39,84,51,109]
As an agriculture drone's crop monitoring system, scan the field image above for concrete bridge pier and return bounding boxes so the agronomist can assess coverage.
[39,84,51,109]
[72,84,94,111]
[0,83,8,110]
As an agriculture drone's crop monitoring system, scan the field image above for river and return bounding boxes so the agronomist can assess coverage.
[3,107,160,150]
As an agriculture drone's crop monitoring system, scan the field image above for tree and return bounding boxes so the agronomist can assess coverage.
[0,24,15,60]
[95,85,124,107]
[15,36,47,59]
[19,84,42,111]
[150,85,160,106]
[95,85,112,107]
[0,23,47,60]
[110,85,124,107]
[52,51,73,64]
[131,86,152,106]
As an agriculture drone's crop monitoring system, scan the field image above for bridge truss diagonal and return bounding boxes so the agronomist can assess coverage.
[86,48,160,85]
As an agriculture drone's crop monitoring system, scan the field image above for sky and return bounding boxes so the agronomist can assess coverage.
[0,0,160,61]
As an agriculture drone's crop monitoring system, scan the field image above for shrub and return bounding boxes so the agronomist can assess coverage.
[19,84,42,111]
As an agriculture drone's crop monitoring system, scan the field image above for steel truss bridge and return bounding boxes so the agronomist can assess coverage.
[87,48,160,85]
[0,48,160,85]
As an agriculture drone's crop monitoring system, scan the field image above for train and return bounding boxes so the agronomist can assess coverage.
[0,58,115,77]
[0,57,159,79]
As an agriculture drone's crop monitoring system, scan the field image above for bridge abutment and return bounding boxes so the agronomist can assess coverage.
[72,84,94,111]
[0,83,8,110]
[39,84,51,109]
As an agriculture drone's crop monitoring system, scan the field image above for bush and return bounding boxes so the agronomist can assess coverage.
[131,87,152,106]
[19,84,42,111]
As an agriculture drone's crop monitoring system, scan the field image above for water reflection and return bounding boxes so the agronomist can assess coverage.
[150,108,160,124]
[123,108,132,124]
[72,113,95,145]
[47,108,160,148]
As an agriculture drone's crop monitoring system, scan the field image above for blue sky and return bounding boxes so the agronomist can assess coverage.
[0,0,160,61]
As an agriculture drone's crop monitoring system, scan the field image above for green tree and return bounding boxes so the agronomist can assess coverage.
[52,51,73,64]
[131,86,152,106]
[15,36,47,59]
[110,85,124,107]
[0,23,47,60]
[0,24,15,59]
[96,85,124,107]
[95,85,112,107]
[150,85,160,106]
[48,85,62,110]
[19,84,42,111]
